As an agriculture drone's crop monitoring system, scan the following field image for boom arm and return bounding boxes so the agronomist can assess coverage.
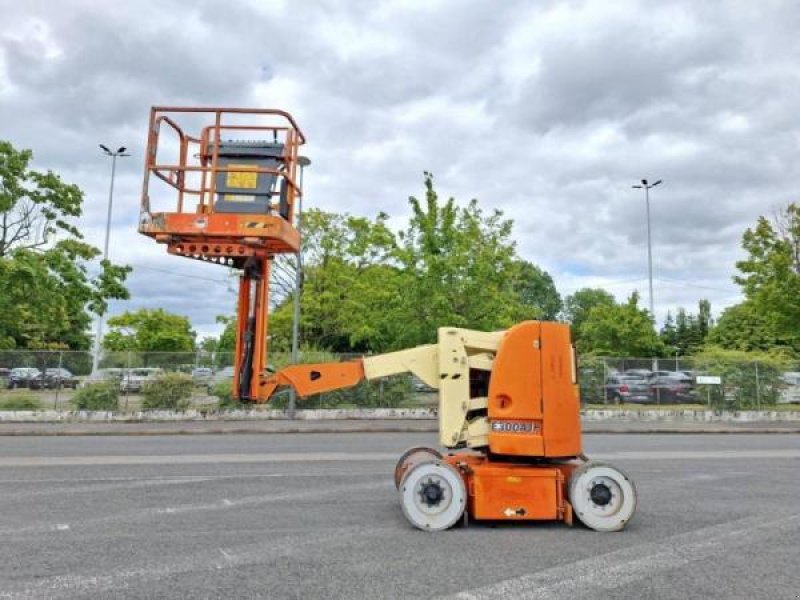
[259,328,504,450]
[258,345,439,400]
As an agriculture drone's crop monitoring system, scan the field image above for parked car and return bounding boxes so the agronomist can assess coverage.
[28,368,79,390]
[679,370,700,382]
[604,374,650,404]
[191,367,214,385]
[80,368,125,388]
[623,368,652,378]
[779,372,800,404]
[211,366,235,384]
[411,375,436,393]
[7,368,41,389]
[120,368,163,393]
[648,372,695,403]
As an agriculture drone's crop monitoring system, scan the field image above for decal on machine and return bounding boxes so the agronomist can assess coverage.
[491,420,540,433]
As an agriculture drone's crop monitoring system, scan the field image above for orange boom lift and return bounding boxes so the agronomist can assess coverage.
[139,106,637,532]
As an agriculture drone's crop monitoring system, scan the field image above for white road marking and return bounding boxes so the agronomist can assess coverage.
[0,448,797,468]
[218,548,234,563]
[441,513,800,600]
[0,471,387,484]
[594,449,800,460]
[0,452,398,467]
[0,480,391,538]
[0,525,397,598]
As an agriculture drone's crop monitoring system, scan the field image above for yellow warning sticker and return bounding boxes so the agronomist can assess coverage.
[226,164,258,189]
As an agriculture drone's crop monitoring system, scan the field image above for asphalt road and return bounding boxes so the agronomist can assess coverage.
[0,433,798,599]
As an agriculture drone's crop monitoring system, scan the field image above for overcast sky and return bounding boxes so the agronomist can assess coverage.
[2,0,798,340]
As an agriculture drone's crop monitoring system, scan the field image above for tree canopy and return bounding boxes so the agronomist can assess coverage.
[732,203,800,352]
[258,173,561,353]
[574,291,665,357]
[660,300,712,355]
[706,203,800,356]
[113,181,800,362]
[104,308,196,353]
[562,288,615,343]
[0,141,130,349]
[391,173,549,347]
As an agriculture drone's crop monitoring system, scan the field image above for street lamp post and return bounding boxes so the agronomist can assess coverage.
[91,145,130,375]
[631,178,662,319]
[288,156,311,418]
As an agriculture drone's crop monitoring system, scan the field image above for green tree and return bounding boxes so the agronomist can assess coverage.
[660,300,713,355]
[213,315,237,353]
[511,260,562,320]
[729,203,800,353]
[660,311,677,350]
[708,301,784,352]
[198,336,218,353]
[221,174,560,354]
[268,209,403,353]
[0,141,130,349]
[577,292,665,356]
[563,288,615,342]
[103,308,196,352]
[698,298,712,340]
[391,173,534,348]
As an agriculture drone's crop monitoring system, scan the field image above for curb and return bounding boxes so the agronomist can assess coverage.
[0,422,797,436]
[1,408,799,423]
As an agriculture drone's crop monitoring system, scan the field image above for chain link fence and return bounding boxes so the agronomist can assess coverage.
[1,350,798,412]
[578,356,800,409]
[0,350,424,411]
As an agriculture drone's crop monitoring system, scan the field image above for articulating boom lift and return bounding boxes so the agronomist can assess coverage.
[139,106,637,532]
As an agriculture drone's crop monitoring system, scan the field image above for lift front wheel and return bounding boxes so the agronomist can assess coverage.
[399,461,466,531]
[568,462,637,532]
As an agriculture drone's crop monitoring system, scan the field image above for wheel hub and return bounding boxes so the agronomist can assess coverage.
[419,478,445,507]
[590,482,612,506]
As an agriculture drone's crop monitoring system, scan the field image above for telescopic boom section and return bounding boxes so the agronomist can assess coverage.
[259,360,367,400]
[257,344,440,403]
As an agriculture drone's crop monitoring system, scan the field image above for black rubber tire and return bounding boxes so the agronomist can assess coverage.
[568,461,637,532]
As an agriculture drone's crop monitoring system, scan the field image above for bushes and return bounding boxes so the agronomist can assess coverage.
[210,380,237,409]
[310,374,413,408]
[0,393,41,411]
[208,373,414,409]
[142,372,193,411]
[693,347,789,409]
[72,381,120,411]
[577,355,607,404]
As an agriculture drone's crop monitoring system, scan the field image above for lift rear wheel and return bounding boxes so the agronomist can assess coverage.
[399,460,466,531]
[568,462,637,532]
[394,447,442,489]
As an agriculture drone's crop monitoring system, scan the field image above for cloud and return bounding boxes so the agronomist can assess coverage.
[2,0,800,339]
